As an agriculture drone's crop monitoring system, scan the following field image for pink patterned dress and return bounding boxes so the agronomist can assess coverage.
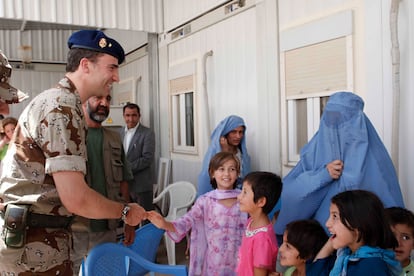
[168,189,248,276]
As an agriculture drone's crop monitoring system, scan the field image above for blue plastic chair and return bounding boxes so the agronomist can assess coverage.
[84,243,188,276]
[121,223,165,275]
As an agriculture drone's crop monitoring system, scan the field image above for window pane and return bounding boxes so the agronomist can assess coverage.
[173,95,182,145]
[185,92,194,146]
[320,96,329,117]
[296,99,307,153]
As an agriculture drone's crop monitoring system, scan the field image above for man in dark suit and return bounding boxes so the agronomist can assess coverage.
[121,103,156,212]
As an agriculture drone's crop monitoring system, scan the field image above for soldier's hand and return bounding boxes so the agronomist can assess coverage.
[123,224,136,246]
[124,203,147,226]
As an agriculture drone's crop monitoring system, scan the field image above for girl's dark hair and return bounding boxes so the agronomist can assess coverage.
[331,189,398,249]
[243,171,282,214]
[208,152,240,189]
[285,219,328,261]
[66,48,103,72]
[385,207,414,237]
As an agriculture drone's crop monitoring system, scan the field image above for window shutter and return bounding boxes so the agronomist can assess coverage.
[285,37,347,97]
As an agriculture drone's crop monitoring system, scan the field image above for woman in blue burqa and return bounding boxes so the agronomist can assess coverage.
[197,115,251,197]
[274,91,404,236]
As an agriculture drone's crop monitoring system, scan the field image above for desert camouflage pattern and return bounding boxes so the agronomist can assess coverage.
[0,77,86,274]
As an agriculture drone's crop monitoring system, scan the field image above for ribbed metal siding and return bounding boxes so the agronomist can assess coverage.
[8,65,66,117]
[0,29,72,62]
[163,0,229,31]
[0,0,163,33]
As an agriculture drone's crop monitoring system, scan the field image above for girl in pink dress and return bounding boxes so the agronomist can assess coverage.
[148,152,248,275]
[237,172,282,276]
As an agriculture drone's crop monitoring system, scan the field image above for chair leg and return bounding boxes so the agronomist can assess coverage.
[164,234,176,265]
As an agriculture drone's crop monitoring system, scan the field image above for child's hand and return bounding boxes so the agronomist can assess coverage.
[269,272,282,276]
[146,211,165,228]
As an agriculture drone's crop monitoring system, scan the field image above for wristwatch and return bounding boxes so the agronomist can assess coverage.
[121,204,130,222]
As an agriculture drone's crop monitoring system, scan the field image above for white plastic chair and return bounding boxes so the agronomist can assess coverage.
[153,181,196,265]
[153,157,171,214]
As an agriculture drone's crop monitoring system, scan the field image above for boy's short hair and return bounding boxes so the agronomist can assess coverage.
[285,219,328,261]
[243,171,282,214]
[385,207,414,236]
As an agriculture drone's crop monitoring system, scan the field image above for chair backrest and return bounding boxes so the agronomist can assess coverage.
[84,243,188,276]
[153,181,197,220]
[154,157,171,197]
[154,157,171,212]
[123,223,165,275]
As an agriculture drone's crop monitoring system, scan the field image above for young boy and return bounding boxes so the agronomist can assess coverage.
[385,207,414,276]
[237,171,282,275]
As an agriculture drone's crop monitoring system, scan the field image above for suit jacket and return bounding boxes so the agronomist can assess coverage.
[120,124,155,193]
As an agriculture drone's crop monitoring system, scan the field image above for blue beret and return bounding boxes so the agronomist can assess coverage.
[68,30,125,64]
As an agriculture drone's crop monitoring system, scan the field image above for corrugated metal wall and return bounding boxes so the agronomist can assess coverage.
[163,0,229,31]
[0,30,73,62]
[0,0,163,33]
[8,64,66,117]
[0,29,148,64]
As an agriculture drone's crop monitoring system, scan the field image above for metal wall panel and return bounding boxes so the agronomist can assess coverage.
[166,7,260,184]
[0,29,147,64]
[117,53,150,127]
[0,0,163,33]
[8,64,66,117]
[0,29,73,62]
[278,0,349,29]
[163,0,229,31]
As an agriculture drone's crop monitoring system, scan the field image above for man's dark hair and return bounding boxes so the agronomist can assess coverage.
[123,102,140,115]
[66,48,103,72]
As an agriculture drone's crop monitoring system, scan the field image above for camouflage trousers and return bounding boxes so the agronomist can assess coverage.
[0,218,73,275]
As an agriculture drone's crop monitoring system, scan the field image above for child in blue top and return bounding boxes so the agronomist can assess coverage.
[385,207,414,276]
[308,190,401,276]
[273,219,328,276]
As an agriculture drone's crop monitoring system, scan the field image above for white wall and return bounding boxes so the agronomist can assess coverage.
[159,0,281,185]
[163,0,229,31]
[397,0,414,212]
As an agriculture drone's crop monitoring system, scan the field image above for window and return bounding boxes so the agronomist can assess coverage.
[171,90,195,148]
[280,11,354,166]
[169,61,198,154]
[287,96,329,162]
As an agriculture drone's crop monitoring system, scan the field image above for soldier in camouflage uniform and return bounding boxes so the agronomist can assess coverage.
[0,49,29,114]
[0,30,146,275]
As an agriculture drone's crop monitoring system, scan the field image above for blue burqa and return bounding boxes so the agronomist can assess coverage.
[197,115,251,197]
[275,92,404,235]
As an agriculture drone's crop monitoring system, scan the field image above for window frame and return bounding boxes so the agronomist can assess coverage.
[168,60,198,155]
